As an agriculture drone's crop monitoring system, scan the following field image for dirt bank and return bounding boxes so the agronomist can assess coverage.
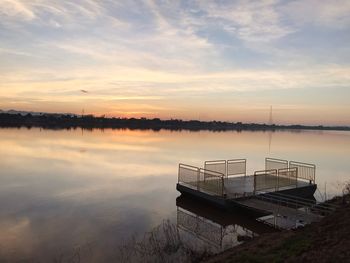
[202,196,350,263]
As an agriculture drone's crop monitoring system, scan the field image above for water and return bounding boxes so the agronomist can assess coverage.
[0,128,349,262]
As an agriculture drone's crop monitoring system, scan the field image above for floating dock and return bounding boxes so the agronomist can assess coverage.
[176,157,335,229]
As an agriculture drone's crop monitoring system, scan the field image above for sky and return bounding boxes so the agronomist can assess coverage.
[0,0,349,125]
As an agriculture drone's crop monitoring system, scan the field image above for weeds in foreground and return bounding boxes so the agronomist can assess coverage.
[117,220,212,263]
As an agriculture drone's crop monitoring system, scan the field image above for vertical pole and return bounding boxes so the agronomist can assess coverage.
[225,160,227,178]
[253,173,256,195]
[222,177,224,197]
[197,168,200,191]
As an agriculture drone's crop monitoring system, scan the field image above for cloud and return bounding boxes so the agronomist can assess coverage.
[197,0,294,42]
[283,0,350,29]
[1,63,349,98]
[0,0,36,21]
[0,0,126,31]
[0,47,34,57]
[0,0,349,124]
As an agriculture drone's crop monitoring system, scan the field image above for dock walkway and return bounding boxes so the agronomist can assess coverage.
[235,197,323,224]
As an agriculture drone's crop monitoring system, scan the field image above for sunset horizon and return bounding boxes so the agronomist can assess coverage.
[1,1,350,262]
[1,106,350,127]
[1,1,350,126]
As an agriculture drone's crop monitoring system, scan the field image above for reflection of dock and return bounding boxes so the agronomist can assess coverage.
[176,195,275,234]
[176,157,335,229]
[176,195,275,250]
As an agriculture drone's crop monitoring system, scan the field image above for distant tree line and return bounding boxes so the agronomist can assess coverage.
[0,113,349,132]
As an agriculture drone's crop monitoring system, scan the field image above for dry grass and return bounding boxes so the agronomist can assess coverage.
[202,186,350,263]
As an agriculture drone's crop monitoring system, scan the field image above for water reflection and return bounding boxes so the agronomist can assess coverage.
[114,196,276,263]
[176,196,275,253]
[0,128,349,262]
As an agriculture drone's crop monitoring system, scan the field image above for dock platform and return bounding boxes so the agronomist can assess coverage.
[176,157,330,229]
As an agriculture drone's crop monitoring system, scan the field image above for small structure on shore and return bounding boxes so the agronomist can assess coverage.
[177,157,335,229]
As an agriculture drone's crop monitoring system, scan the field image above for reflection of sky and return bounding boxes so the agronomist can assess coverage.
[0,1,350,124]
[0,128,349,261]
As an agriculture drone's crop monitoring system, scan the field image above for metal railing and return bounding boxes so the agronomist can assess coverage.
[253,194,322,226]
[178,163,199,189]
[254,169,278,194]
[253,168,300,194]
[265,157,288,171]
[178,158,316,198]
[199,168,224,196]
[265,158,316,183]
[178,163,224,196]
[289,161,315,183]
[263,192,337,215]
[204,160,226,177]
[277,167,298,188]
[227,159,246,177]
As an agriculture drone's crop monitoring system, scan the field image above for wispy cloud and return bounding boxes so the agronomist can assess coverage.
[0,0,349,124]
[0,0,36,21]
[283,0,350,29]
[197,0,294,42]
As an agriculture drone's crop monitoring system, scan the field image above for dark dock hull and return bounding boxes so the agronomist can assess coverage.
[176,183,317,213]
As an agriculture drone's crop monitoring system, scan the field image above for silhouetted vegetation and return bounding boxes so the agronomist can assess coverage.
[0,112,349,131]
[117,220,211,263]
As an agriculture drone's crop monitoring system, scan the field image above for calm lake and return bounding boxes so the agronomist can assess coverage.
[0,128,349,262]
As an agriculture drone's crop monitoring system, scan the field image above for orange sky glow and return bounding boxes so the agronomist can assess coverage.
[0,1,350,125]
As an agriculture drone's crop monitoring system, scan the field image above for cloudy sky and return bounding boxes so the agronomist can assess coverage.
[0,0,349,125]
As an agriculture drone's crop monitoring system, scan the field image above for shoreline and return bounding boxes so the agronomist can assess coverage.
[201,194,350,263]
[1,113,349,132]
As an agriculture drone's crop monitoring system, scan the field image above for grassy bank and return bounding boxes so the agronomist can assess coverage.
[202,195,350,263]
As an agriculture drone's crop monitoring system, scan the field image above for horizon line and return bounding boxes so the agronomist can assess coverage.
[1,108,349,128]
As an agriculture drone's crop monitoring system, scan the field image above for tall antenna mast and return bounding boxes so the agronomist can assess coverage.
[268,105,273,125]
[268,105,273,153]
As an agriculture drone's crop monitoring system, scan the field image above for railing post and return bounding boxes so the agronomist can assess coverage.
[254,173,257,195]
[197,168,200,191]
[225,160,227,178]
[221,177,224,197]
